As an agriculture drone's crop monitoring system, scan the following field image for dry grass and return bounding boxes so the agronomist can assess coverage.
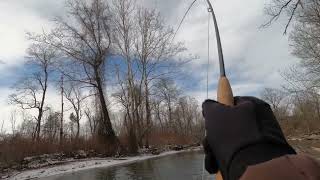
[0,135,118,170]
[0,131,198,170]
[280,118,320,137]
[148,132,196,147]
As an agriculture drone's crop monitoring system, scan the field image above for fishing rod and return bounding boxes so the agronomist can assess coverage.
[174,1,234,179]
[206,1,234,179]
[173,0,234,105]
[206,0,234,107]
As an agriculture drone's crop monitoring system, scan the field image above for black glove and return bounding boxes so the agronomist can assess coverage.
[202,96,296,180]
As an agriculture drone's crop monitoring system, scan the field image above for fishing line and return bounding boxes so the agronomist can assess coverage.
[172,0,199,41]
[172,0,212,99]
[206,8,210,99]
[203,3,212,180]
[172,0,216,179]
[202,7,211,180]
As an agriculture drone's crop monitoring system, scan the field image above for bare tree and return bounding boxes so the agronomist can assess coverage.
[9,42,56,141]
[263,0,320,128]
[289,2,320,87]
[9,110,18,135]
[64,82,88,139]
[261,88,290,121]
[111,0,186,149]
[263,0,304,33]
[155,78,180,132]
[261,88,285,111]
[111,0,143,153]
[43,110,60,141]
[19,111,36,137]
[264,1,320,88]
[291,92,315,133]
[84,107,99,137]
[28,0,119,145]
[174,96,199,136]
[151,98,165,132]
[278,65,320,133]
[134,7,185,147]
[60,75,64,145]
[112,80,142,152]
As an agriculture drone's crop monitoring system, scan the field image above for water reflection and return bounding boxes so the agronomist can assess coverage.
[43,151,214,180]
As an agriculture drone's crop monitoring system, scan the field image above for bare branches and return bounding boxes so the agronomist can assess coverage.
[285,0,320,90]
[263,0,294,26]
[263,0,302,34]
[6,0,198,149]
[264,1,320,129]
[26,0,119,143]
[10,40,57,141]
[84,108,99,136]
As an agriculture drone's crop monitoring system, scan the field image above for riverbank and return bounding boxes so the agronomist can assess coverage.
[4,146,201,180]
[4,132,320,180]
[287,132,320,159]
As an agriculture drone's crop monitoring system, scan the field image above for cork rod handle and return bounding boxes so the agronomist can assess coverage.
[217,76,234,106]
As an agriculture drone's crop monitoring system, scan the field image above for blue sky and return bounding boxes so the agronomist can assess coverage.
[0,0,299,131]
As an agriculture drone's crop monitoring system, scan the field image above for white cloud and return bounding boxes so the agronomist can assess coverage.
[0,0,62,72]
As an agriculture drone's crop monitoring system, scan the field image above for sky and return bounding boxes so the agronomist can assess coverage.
[0,0,299,131]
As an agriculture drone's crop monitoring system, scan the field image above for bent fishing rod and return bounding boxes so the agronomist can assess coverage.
[173,0,234,180]
[173,0,234,105]
[206,1,234,179]
[206,0,234,107]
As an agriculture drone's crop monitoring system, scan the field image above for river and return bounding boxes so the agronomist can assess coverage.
[41,151,215,180]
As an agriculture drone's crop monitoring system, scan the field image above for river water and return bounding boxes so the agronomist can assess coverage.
[43,151,215,180]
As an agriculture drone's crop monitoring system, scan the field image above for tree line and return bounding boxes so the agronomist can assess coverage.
[262,0,320,135]
[2,0,203,158]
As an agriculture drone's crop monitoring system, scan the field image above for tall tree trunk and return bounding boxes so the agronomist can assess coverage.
[95,71,118,145]
[127,55,139,152]
[314,94,320,122]
[136,106,143,148]
[60,75,64,145]
[36,69,48,141]
[156,104,164,132]
[76,113,80,139]
[144,78,151,148]
[36,110,43,141]
[168,98,173,132]
[135,99,143,148]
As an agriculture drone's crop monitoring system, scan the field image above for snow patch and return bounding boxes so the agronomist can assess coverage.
[8,148,201,180]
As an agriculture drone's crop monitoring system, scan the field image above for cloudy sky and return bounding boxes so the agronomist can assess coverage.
[0,0,298,131]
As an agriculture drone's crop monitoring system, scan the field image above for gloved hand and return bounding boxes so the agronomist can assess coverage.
[202,96,296,180]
